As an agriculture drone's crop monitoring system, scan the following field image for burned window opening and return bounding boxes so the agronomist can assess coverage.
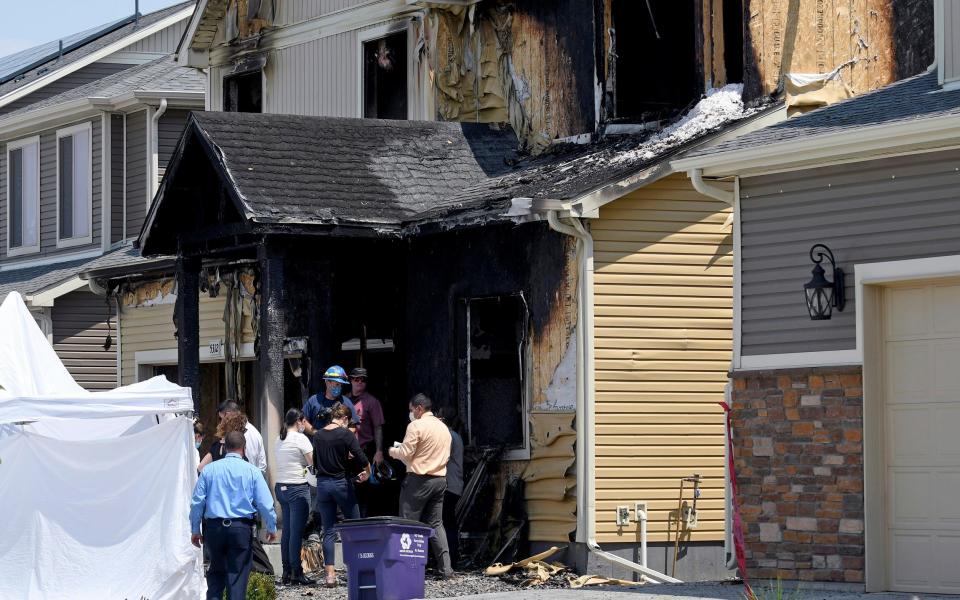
[223,70,263,113]
[466,295,527,453]
[363,31,408,120]
[611,0,701,121]
[723,0,744,84]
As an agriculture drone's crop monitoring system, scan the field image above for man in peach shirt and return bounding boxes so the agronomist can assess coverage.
[389,393,453,578]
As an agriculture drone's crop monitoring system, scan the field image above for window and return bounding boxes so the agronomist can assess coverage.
[223,70,263,113]
[610,0,701,120]
[56,123,92,247]
[466,295,529,458]
[362,30,408,120]
[6,136,40,256]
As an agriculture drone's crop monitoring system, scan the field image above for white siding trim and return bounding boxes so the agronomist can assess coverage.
[6,135,41,258]
[55,121,94,249]
[134,343,255,381]
[738,350,861,370]
[0,247,102,272]
[732,177,742,370]
[936,0,945,86]
[101,113,111,252]
[26,276,89,307]
[356,20,414,119]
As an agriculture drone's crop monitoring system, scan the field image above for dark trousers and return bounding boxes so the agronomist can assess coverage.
[276,482,311,575]
[399,474,452,575]
[316,476,361,566]
[442,491,461,568]
[204,519,253,600]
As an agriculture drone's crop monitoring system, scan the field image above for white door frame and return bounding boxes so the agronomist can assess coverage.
[858,254,960,592]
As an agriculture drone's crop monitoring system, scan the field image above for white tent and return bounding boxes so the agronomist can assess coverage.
[0,292,205,599]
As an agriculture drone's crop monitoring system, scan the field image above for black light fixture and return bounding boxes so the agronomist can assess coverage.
[803,244,845,321]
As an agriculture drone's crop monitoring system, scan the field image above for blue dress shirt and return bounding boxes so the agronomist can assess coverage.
[190,453,277,534]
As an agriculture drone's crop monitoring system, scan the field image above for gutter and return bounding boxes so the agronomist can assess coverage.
[545,210,681,585]
[150,97,168,197]
[689,169,735,229]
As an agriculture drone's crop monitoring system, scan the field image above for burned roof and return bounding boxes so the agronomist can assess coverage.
[685,69,960,160]
[139,112,519,254]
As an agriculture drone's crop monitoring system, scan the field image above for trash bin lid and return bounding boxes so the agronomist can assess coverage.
[337,516,429,529]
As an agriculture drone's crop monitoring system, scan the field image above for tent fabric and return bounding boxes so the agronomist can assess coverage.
[0,417,205,599]
[0,291,82,397]
[0,292,204,597]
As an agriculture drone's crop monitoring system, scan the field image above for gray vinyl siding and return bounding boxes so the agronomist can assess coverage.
[739,149,960,356]
[157,109,191,181]
[111,114,125,243]
[265,33,359,116]
[52,289,117,390]
[944,0,960,84]
[120,19,188,53]
[274,0,371,26]
[0,117,101,259]
[125,110,148,239]
[0,63,131,116]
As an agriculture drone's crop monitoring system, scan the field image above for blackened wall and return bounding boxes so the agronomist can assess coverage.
[404,222,569,413]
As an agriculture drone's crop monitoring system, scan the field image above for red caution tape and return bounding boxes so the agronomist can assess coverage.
[720,401,754,600]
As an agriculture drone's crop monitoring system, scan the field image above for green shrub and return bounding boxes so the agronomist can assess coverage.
[746,578,800,600]
[222,572,276,600]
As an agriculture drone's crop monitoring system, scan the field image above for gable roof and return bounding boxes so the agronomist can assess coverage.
[0,2,194,110]
[674,68,960,175]
[0,56,205,128]
[139,112,520,254]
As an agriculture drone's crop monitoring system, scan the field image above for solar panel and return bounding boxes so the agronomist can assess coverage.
[0,14,134,85]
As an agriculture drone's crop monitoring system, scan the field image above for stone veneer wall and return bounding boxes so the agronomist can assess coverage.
[730,367,864,583]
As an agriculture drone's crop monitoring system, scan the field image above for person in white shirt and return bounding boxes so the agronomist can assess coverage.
[219,401,267,475]
[275,408,315,586]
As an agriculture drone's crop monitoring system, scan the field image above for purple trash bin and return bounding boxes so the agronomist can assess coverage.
[337,517,434,600]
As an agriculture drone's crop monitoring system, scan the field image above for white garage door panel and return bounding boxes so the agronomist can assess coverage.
[884,282,960,594]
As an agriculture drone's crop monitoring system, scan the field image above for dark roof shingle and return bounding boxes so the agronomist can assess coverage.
[687,70,960,159]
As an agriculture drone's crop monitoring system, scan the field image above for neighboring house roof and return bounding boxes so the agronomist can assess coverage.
[79,246,173,281]
[674,68,960,175]
[0,2,194,109]
[139,112,520,254]
[0,56,205,124]
[0,256,98,303]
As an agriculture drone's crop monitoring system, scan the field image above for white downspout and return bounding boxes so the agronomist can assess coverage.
[689,169,739,571]
[546,210,680,584]
[150,98,168,198]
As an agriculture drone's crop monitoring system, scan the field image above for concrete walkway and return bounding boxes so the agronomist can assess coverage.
[440,582,951,600]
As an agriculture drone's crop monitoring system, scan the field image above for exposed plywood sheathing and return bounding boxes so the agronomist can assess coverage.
[523,412,577,542]
[591,174,732,544]
[744,0,897,100]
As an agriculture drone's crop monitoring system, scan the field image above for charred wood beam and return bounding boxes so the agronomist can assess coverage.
[257,237,286,483]
[306,259,334,396]
[175,255,202,408]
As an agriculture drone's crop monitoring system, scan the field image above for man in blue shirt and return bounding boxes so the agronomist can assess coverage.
[303,365,359,430]
[191,431,278,599]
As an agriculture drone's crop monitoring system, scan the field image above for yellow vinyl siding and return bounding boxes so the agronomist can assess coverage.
[120,295,232,385]
[592,173,731,543]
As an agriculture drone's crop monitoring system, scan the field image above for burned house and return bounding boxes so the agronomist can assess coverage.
[74,0,938,583]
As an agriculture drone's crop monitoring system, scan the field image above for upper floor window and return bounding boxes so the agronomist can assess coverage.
[6,136,40,256]
[56,123,92,248]
[361,29,408,120]
[223,70,263,112]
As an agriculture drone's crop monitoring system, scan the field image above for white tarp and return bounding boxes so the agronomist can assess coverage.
[0,292,205,598]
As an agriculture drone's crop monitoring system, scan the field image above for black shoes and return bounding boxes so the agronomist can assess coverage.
[280,567,291,586]
[290,570,316,586]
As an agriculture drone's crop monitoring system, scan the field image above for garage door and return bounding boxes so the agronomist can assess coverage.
[883,281,960,593]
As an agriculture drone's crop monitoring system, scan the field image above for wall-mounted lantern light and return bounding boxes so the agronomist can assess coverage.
[803,244,845,320]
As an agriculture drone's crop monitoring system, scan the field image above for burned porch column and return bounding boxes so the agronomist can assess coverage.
[175,256,202,407]
[258,238,286,484]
